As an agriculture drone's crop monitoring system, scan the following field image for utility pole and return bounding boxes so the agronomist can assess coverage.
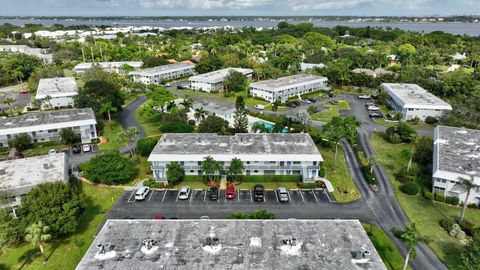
[81,47,86,62]
[90,47,95,63]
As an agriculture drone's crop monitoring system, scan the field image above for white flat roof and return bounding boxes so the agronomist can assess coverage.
[36,77,78,99]
[189,68,253,84]
[74,61,143,70]
[382,83,452,110]
[129,63,195,77]
[250,74,328,92]
[0,153,68,195]
[76,219,386,270]
[0,108,97,136]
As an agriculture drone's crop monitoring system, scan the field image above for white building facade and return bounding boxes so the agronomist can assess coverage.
[250,74,329,103]
[0,153,68,208]
[130,63,196,84]
[0,45,53,64]
[432,126,480,205]
[148,133,323,184]
[188,67,253,92]
[35,77,78,110]
[73,61,143,75]
[0,108,98,146]
[382,83,452,121]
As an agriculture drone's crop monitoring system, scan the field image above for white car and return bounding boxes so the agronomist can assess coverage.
[277,187,289,203]
[82,144,91,152]
[254,104,265,110]
[135,187,150,201]
[358,94,371,99]
[178,186,191,200]
[48,149,57,155]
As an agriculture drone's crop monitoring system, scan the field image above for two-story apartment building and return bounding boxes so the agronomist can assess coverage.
[432,126,480,205]
[130,63,196,84]
[382,83,452,121]
[35,77,78,110]
[0,45,53,64]
[0,108,98,146]
[0,153,68,208]
[148,133,323,184]
[188,67,253,92]
[250,74,329,102]
[73,61,143,75]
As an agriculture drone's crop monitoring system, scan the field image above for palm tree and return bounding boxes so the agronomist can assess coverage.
[99,102,117,123]
[117,127,139,156]
[459,176,478,223]
[25,221,51,263]
[3,97,15,115]
[180,98,193,111]
[201,156,222,182]
[194,107,207,123]
[166,100,176,112]
[43,95,53,109]
[367,155,380,173]
[272,99,280,115]
[251,122,268,133]
[392,223,429,270]
[227,158,244,182]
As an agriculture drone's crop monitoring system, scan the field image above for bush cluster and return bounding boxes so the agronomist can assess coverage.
[425,116,439,125]
[298,182,319,189]
[434,192,446,202]
[136,137,159,157]
[422,190,434,201]
[400,181,420,195]
[361,165,377,185]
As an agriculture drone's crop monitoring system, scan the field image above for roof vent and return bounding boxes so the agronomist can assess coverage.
[0,169,6,176]
[141,238,159,255]
[94,243,117,260]
[279,237,302,256]
[352,249,371,264]
[43,164,51,170]
[203,236,222,254]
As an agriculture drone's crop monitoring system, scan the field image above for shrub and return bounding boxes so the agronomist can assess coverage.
[136,137,159,157]
[319,166,326,178]
[423,190,434,201]
[143,178,164,189]
[400,182,420,195]
[467,203,478,209]
[440,218,456,232]
[434,193,446,202]
[460,220,476,236]
[298,182,319,189]
[425,116,438,125]
[83,152,136,185]
[361,165,377,185]
[449,196,459,205]
[160,122,194,133]
[445,196,452,204]
[223,92,235,98]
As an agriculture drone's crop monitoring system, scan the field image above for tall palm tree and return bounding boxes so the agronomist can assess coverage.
[251,122,268,133]
[194,107,207,123]
[272,99,280,115]
[367,155,380,173]
[99,102,117,123]
[117,127,139,156]
[43,95,53,109]
[227,158,244,182]
[180,98,193,111]
[201,156,222,183]
[392,223,429,270]
[459,176,478,223]
[25,221,51,263]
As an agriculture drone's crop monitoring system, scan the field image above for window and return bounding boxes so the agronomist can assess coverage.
[313,161,317,166]
[293,161,301,164]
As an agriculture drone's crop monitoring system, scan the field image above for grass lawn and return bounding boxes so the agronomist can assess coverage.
[98,121,124,152]
[334,87,374,95]
[311,108,339,122]
[362,223,408,270]
[374,119,435,132]
[319,145,360,203]
[132,155,152,184]
[134,104,162,136]
[23,143,67,157]
[324,100,351,111]
[0,182,123,270]
[371,133,480,270]
[235,182,299,190]
[173,181,209,189]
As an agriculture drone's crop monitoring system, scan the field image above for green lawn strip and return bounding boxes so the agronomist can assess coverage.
[319,145,360,203]
[235,182,299,190]
[23,143,67,157]
[98,121,125,152]
[0,182,123,270]
[334,87,374,95]
[362,223,409,270]
[133,155,152,183]
[371,133,480,270]
[173,181,209,189]
[324,100,351,111]
[311,108,339,122]
[134,105,161,136]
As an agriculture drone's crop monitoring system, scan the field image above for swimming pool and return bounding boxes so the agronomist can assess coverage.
[254,121,288,133]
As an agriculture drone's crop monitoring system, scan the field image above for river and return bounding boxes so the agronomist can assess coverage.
[1,18,479,36]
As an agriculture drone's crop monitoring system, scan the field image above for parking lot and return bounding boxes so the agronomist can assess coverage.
[123,187,335,205]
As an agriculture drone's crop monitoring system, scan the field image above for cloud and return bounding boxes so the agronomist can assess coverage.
[289,0,375,11]
[137,0,272,9]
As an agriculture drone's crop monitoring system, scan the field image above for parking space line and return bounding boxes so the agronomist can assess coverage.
[176,191,180,202]
[204,190,207,202]
[161,190,167,202]
[147,189,155,202]
[311,189,319,202]
[127,189,136,203]
[287,190,292,203]
[324,190,332,202]
[237,189,240,202]
[190,191,194,203]
[275,190,279,203]
[299,189,305,202]
[250,189,253,202]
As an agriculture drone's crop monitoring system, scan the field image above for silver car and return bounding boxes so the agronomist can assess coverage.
[178,186,191,200]
[277,187,289,203]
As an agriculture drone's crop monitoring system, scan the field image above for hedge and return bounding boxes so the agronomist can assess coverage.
[400,182,420,195]
[184,175,205,182]
[298,182,319,189]
[450,196,460,206]
[423,190,434,201]
[241,175,302,182]
[434,193,446,202]
[361,165,377,185]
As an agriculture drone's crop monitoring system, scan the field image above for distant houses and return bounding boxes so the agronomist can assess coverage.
[188,68,253,92]
[130,63,196,84]
[73,61,143,76]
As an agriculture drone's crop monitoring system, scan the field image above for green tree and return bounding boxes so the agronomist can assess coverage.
[413,136,433,165]
[322,116,358,170]
[75,80,124,114]
[8,133,32,152]
[198,115,230,134]
[201,156,222,182]
[83,152,136,185]
[233,96,248,133]
[118,127,140,156]
[251,122,268,133]
[195,54,222,74]
[99,102,118,123]
[2,97,15,115]
[25,221,51,262]
[179,98,193,111]
[194,107,207,123]
[166,162,185,184]
[136,137,158,157]
[223,70,248,93]
[367,155,380,173]
[459,177,478,223]
[302,32,335,51]
[392,223,429,270]
[3,53,42,83]
[272,99,280,115]
[397,43,417,65]
[142,56,169,68]
[227,158,244,182]
[461,237,480,270]
[59,128,78,146]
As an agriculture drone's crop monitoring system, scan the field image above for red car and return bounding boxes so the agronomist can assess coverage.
[155,215,165,220]
[19,90,30,94]
[226,185,235,199]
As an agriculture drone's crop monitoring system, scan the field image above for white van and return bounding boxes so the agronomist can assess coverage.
[254,104,265,110]
[135,187,150,201]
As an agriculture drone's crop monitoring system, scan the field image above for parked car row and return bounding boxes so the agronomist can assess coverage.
[134,184,290,203]
[365,102,384,118]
